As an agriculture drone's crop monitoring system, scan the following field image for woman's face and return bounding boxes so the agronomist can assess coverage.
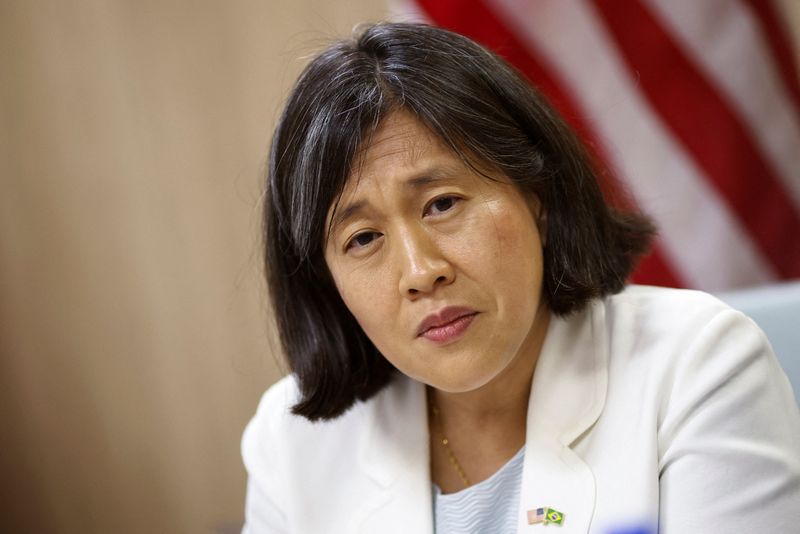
[324,111,549,393]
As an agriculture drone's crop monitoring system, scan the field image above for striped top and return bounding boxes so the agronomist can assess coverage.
[432,447,525,534]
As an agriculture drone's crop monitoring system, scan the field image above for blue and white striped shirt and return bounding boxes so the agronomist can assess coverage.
[432,446,525,534]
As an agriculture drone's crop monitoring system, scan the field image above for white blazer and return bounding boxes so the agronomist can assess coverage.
[241,286,800,533]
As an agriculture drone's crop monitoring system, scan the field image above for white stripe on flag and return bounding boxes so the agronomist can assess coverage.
[388,0,429,24]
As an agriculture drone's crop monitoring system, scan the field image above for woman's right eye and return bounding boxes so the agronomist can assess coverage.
[345,231,380,252]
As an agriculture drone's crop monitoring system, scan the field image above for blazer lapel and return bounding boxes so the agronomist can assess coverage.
[351,376,434,534]
[518,301,609,534]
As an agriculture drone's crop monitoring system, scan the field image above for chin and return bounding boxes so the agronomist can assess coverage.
[425,368,500,394]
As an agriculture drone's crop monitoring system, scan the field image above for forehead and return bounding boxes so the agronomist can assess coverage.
[351,110,445,180]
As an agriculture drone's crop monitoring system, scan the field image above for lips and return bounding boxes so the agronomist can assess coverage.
[416,306,479,342]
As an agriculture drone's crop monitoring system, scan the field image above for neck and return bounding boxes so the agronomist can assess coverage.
[428,303,551,492]
[431,302,550,424]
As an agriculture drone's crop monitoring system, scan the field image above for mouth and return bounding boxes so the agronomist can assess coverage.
[416,306,479,344]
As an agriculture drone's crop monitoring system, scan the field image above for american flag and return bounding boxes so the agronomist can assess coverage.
[527,507,547,525]
[390,0,800,291]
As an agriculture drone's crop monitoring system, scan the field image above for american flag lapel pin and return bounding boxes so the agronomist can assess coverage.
[527,507,547,524]
[527,507,565,526]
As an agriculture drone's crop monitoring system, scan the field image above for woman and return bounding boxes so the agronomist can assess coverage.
[242,22,800,533]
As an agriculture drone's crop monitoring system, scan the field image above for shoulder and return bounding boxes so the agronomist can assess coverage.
[586,285,797,458]
[597,285,767,362]
[241,373,426,532]
[241,372,419,494]
[242,374,379,466]
[592,285,798,464]
[241,375,370,494]
[604,284,737,325]
[595,284,783,383]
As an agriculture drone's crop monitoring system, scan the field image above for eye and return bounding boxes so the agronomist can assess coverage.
[345,231,381,252]
[425,195,461,216]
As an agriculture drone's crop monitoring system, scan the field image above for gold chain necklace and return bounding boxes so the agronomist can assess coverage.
[429,398,471,488]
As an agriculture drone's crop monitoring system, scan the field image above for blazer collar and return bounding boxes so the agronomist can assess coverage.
[354,375,434,534]
[528,298,609,447]
[355,300,609,534]
[518,300,609,533]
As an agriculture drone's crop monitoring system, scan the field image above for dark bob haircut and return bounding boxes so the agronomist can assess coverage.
[265,22,655,421]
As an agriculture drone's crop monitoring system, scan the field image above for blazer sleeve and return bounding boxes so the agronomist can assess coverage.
[657,308,800,533]
[241,381,291,534]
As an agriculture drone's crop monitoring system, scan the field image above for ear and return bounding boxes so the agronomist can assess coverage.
[537,209,548,248]
[528,194,547,247]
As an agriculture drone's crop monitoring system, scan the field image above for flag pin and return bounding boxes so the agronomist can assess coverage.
[527,507,565,526]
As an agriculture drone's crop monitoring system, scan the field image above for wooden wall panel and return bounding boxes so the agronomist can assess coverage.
[0,1,387,532]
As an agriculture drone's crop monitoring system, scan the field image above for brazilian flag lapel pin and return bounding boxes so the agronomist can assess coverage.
[527,506,565,526]
[544,508,564,525]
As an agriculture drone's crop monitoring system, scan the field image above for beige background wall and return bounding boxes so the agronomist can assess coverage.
[0,1,387,533]
[2,2,799,533]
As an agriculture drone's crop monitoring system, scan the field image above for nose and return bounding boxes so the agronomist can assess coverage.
[396,226,455,298]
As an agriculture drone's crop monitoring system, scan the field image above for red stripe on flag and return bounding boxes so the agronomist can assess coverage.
[414,0,684,287]
[634,245,685,287]
[744,0,800,119]
[592,0,800,278]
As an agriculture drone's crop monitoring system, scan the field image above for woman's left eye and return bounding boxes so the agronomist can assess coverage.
[425,196,460,216]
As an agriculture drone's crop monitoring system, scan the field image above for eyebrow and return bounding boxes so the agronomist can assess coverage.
[404,173,444,190]
[329,200,368,236]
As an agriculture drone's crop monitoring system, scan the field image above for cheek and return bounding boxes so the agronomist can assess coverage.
[333,273,373,317]
[480,201,544,311]
[329,261,395,338]
[466,199,543,277]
